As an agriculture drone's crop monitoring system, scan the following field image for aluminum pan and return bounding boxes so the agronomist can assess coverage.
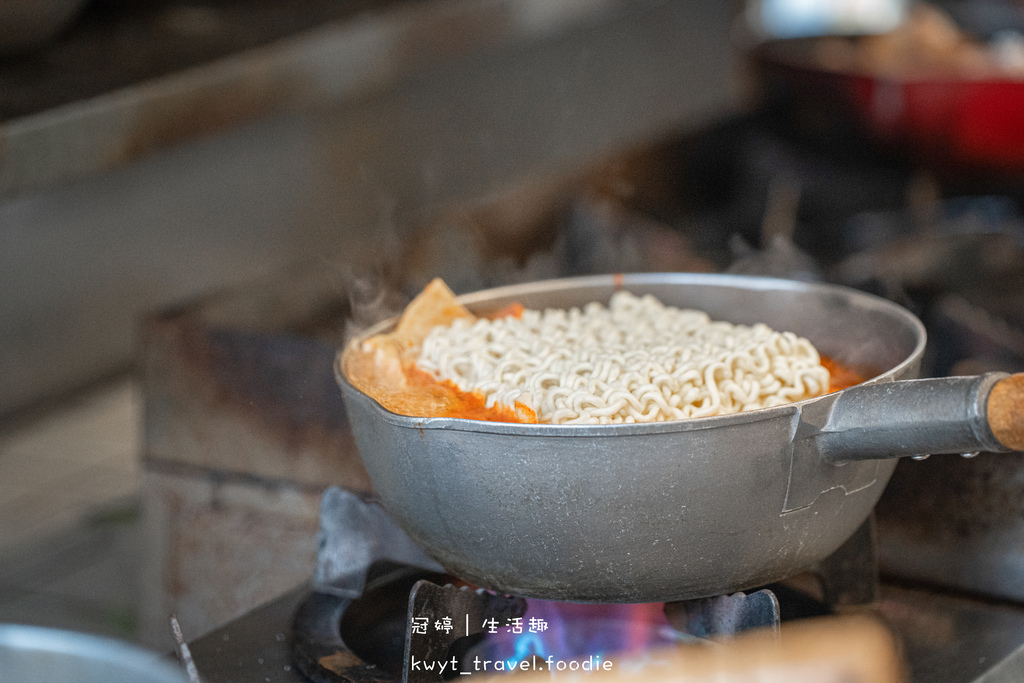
[335,273,926,601]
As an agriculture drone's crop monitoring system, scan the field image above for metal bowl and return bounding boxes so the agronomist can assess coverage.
[0,624,188,683]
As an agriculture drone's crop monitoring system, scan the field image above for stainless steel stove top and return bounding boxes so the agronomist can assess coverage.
[186,583,1024,683]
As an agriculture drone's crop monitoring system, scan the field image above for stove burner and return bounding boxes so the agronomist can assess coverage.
[291,489,875,682]
[404,578,526,682]
[293,559,526,682]
[342,562,453,672]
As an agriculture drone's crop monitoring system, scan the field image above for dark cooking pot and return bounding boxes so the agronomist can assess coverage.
[336,274,1023,603]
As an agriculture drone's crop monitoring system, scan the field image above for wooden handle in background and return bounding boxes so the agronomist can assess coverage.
[989,374,1024,452]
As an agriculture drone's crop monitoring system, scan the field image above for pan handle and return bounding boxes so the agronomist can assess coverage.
[817,372,1024,464]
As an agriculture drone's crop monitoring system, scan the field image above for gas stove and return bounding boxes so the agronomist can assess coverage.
[186,582,1024,683]
[185,488,1024,683]
[290,489,801,682]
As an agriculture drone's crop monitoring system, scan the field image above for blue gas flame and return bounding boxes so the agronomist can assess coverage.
[507,630,547,667]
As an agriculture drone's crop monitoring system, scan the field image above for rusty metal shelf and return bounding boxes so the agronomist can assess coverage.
[0,0,404,122]
[0,0,625,198]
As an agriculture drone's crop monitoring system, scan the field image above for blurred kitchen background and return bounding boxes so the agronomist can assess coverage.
[3,0,1024,656]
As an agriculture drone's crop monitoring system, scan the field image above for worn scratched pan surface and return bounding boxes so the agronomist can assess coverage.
[336,274,1024,603]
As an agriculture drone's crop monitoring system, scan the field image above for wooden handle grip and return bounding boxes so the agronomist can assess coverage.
[989,373,1024,451]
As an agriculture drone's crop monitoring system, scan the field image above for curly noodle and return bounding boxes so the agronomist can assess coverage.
[416,292,830,425]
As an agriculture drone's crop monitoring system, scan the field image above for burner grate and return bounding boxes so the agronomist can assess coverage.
[293,489,877,682]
